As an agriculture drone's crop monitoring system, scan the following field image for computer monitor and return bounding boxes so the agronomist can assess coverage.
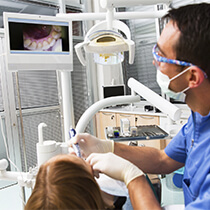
[3,12,72,71]
[103,85,125,98]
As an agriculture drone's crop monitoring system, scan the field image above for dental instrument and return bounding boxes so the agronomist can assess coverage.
[69,127,82,158]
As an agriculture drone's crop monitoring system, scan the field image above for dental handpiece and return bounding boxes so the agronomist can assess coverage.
[69,128,81,158]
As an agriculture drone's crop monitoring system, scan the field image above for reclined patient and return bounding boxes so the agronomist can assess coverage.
[25,154,107,209]
[25,152,141,209]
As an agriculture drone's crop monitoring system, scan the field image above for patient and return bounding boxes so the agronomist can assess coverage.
[25,154,106,209]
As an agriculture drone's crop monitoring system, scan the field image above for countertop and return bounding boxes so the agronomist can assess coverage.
[101,101,191,119]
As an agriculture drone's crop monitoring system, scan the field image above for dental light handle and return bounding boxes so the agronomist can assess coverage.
[124,39,135,64]
[75,42,88,66]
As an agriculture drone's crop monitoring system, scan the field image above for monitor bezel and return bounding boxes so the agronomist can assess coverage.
[3,12,73,71]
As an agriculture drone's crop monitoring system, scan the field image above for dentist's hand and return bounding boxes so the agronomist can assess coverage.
[87,153,144,187]
[70,133,114,158]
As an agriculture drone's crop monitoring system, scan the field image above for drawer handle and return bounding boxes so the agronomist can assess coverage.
[139,116,155,119]
[119,114,132,117]
[102,112,113,116]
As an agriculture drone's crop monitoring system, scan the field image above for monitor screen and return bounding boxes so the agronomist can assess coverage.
[9,21,69,53]
[4,12,72,71]
[103,85,125,98]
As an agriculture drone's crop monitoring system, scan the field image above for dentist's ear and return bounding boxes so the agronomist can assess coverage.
[188,66,205,88]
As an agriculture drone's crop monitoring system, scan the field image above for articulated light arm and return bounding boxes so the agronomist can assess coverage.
[76,78,181,133]
[75,95,140,133]
[128,78,181,121]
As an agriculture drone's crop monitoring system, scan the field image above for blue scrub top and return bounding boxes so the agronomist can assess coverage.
[165,111,210,209]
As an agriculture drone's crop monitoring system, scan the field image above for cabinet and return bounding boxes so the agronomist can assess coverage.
[96,112,117,139]
[116,113,135,127]
[96,111,164,150]
[135,115,159,125]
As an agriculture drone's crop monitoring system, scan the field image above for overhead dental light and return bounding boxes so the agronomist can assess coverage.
[75,0,135,66]
[75,20,135,66]
[74,0,171,66]
[87,30,125,65]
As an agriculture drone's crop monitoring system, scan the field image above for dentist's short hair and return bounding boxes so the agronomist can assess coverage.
[163,3,210,80]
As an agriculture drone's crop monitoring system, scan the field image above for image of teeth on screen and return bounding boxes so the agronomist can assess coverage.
[23,24,62,51]
[9,21,69,52]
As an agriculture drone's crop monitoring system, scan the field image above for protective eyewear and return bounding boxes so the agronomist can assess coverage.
[152,44,193,67]
[152,44,208,78]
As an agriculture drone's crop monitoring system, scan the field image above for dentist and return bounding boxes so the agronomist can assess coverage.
[73,3,210,209]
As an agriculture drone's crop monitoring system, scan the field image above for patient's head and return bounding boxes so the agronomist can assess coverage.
[25,154,105,210]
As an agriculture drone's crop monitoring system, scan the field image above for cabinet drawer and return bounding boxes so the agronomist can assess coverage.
[116,139,162,150]
[96,112,117,139]
[116,113,135,127]
[135,115,159,125]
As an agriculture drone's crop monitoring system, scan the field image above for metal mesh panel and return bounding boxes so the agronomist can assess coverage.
[72,39,91,133]
[0,5,23,16]
[123,5,161,96]
[0,77,3,112]
[135,41,161,93]
[18,109,62,171]
[0,38,5,111]
[12,70,59,109]
[0,117,8,161]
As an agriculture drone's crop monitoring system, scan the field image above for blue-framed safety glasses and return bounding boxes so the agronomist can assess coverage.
[152,44,208,78]
[152,44,193,67]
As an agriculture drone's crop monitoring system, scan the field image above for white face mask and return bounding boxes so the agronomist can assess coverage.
[156,66,190,102]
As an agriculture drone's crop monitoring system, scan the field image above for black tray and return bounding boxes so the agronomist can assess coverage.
[105,125,168,141]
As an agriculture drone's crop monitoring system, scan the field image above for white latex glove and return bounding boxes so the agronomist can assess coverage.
[87,153,144,187]
[69,133,114,158]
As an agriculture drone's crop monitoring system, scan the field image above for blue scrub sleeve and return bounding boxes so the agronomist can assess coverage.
[185,172,210,210]
[164,124,187,164]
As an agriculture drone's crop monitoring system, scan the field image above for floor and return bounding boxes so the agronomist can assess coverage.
[0,180,30,210]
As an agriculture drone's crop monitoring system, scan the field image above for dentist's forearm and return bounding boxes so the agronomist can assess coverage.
[114,142,184,174]
[128,175,161,210]
[114,142,162,173]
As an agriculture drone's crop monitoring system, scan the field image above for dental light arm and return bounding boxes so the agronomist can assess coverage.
[128,78,181,121]
[75,95,140,133]
[76,78,181,133]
